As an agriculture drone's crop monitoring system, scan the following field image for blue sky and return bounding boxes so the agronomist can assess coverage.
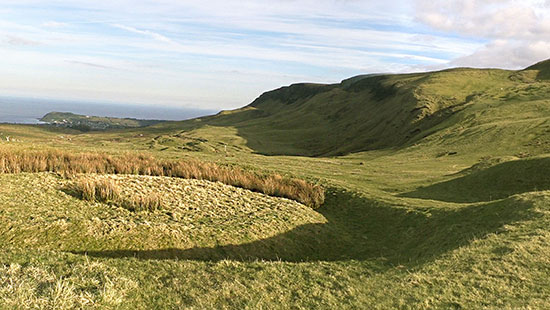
[1,0,550,110]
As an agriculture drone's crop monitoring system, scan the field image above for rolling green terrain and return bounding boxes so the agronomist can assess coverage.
[1,59,550,309]
[40,112,163,130]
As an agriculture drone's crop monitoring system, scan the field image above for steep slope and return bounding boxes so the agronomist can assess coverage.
[526,58,550,80]
[238,69,516,156]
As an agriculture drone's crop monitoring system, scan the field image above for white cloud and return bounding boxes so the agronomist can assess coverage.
[417,1,547,39]
[415,0,550,68]
[450,40,550,69]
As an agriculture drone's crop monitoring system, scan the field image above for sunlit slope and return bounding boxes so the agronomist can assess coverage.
[148,62,550,157]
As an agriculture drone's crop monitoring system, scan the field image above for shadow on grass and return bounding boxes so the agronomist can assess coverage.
[401,157,550,203]
[73,188,537,266]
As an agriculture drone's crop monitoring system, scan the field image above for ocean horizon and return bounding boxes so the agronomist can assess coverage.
[0,96,218,124]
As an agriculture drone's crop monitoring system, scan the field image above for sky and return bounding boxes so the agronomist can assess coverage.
[1,0,550,110]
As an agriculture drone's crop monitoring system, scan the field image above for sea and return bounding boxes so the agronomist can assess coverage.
[0,96,218,124]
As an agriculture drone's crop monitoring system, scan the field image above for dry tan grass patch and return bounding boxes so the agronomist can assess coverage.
[70,177,162,212]
[121,193,163,212]
[72,178,121,202]
[0,149,324,207]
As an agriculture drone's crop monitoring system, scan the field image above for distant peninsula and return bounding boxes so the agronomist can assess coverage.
[40,112,164,131]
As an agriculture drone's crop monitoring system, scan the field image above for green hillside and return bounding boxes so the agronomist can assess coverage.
[1,59,550,309]
[145,63,547,157]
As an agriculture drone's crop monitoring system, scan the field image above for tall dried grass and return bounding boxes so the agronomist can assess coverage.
[122,193,163,212]
[70,177,162,212]
[0,149,325,207]
[72,178,121,202]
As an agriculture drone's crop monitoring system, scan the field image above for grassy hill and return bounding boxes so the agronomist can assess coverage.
[1,59,550,309]
[140,63,547,157]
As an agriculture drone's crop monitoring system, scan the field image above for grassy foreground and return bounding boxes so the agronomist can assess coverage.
[1,62,550,309]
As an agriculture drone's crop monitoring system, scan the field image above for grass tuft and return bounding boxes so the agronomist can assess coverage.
[72,178,121,203]
[70,177,163,212]
[121,193,163,212]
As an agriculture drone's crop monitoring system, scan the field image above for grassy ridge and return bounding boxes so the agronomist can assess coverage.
[133,61,550,159]
[403,156,550,203]
[146,68,527,156]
